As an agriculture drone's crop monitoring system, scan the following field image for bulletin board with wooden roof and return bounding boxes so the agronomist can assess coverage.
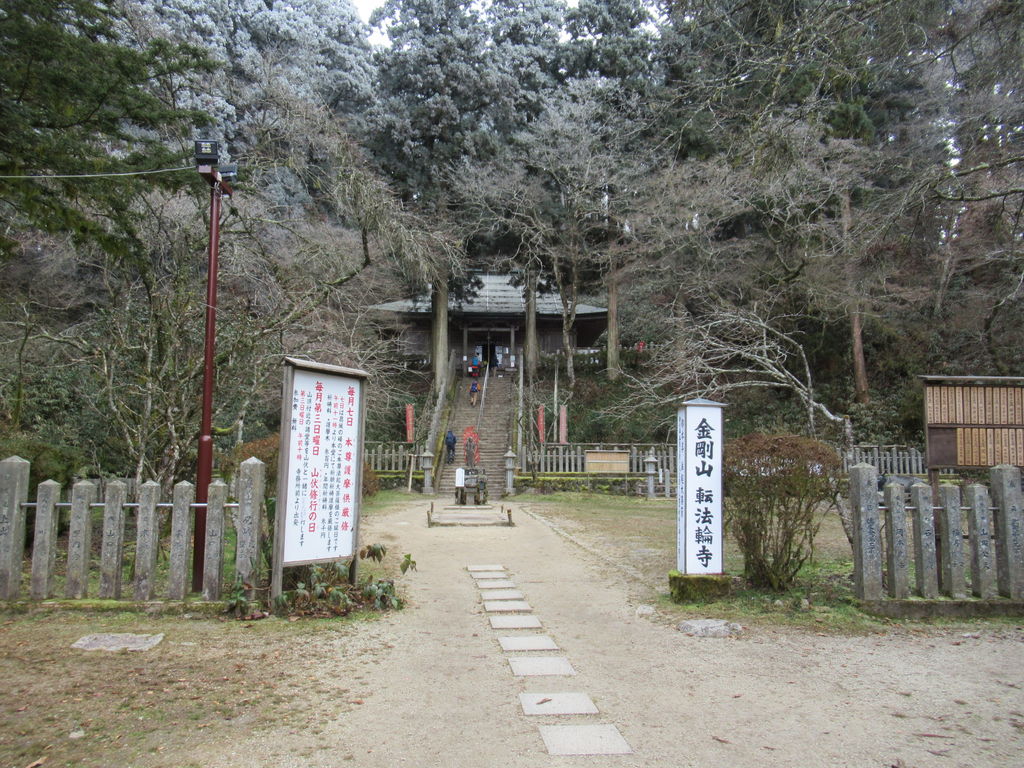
[922,376,1024,469]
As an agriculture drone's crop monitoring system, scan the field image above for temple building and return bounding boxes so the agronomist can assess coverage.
[372,272,607,370]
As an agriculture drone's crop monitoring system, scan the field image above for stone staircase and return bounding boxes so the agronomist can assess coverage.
[438,371,515,496]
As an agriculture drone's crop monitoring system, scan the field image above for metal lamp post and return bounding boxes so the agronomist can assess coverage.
[192,140,234,592]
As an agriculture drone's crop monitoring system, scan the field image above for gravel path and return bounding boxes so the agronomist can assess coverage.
[198,498,1024,768]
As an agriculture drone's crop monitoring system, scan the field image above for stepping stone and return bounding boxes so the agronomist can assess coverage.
[519,692,598,715]
[467,564,504,571]
[477,579,516,589]
[480,589,524,601]
[508,657,576,676]
[484,600,532,612]
[490,615,542,629]
[71,633,164,652]
[499,635,559,652]
[538,724,632,755]
[472,571,508,580]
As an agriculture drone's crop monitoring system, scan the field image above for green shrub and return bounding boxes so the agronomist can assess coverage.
[724,433,842,591]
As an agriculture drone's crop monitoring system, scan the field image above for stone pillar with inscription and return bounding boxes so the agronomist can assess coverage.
[133,480,161,601]
[937,484,967,598]
[235,458,266,597]
[202,480,227,601]
[168,481,194,600]
[910,482,939,598]
[98,480,127,599]
[850,463,883,600]
[0,456,30,600]
[883,482,910,599]
[30,480,61,600]
[965,484,996,599]
[990,464,1024,599]
[65,480,97,599]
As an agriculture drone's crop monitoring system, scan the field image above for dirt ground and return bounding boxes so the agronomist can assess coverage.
[2,495,1024,768]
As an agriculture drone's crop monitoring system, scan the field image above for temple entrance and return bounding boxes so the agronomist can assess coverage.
[463,326,518,372]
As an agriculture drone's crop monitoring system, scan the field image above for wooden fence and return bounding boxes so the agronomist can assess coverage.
[848,463,1024,602]
[0,455,266,603]
[523,443,676,496]
[842,445,925,475]
[365,441,421,472]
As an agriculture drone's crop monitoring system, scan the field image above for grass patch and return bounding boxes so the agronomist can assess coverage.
[519,491,1015,633]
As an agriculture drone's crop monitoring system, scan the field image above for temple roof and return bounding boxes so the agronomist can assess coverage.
[372,273,606,317]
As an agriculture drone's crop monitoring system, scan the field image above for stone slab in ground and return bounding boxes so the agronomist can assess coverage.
[676,619,742,637]
[479,589,524,601]
[484,600,532,612]
[477,579,516,589]
[489,615,542,629]
[71,633,164,651]
[471,571,508,580]
[499,635,559,651]
[466,564,504,571]
[538,724,632,755]
[508,657,576,676]
[520,692,599,715]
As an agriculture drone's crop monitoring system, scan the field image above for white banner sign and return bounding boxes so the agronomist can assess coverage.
[280,362,366,565]
[677,400,725,574]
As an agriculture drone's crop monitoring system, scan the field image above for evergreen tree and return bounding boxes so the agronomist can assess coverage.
[0,0,213,257]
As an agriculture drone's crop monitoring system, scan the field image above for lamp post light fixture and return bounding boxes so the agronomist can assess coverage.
[193,140,234,593]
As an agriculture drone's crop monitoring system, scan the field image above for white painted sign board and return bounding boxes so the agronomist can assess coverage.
[272,358,368,595]
[677,400,725,574]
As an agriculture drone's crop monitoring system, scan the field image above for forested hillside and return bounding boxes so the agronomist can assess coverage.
[1,0,1021,479]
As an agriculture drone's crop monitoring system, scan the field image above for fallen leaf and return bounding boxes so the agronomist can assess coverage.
[536,698,552,705]
[913,733,949,739]
[23,759,47,768]
[712,736,731,744]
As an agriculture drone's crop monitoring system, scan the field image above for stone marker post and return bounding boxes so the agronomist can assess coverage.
[202,479,227,601]
[850,464,883,600]
[883,482,910,599]
[133,481,161,601]
[30,480,61,599]
[965,484,997,599]
[168,481,194,600]
[421,450,434,494]
[235,458,266,597]
[910,482,939,598]
[937,485,967,598]
[65,480,97,599]
[0,456,30,600]
[990,464,1024,599]
[645,451,658,500]
[99,480,127,599]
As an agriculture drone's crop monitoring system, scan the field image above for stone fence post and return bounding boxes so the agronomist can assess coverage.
[99,480,127,599]
[991,464,1024,599]
[910,482,938,598]
[882,481,909,599]
[133,481,161,601]
[65,480,97,599]
[203,480,227,601]
[168,481,195,600]
[235,458,266,598]
[30,480,61,600]
[0,456,30,600]
[849,463,883,600]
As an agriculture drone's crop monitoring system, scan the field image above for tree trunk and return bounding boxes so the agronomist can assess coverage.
[431,279,449,392]
[525,267,539,386]
[851,307,870,405]
[606,265,621,381]
[841,189,869,405]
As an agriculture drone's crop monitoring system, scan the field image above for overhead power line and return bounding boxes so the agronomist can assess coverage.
[0,165,194,180]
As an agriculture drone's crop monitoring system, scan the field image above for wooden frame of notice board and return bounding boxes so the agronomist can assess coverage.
[271,358,369,599]
[922,375,1024,482]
